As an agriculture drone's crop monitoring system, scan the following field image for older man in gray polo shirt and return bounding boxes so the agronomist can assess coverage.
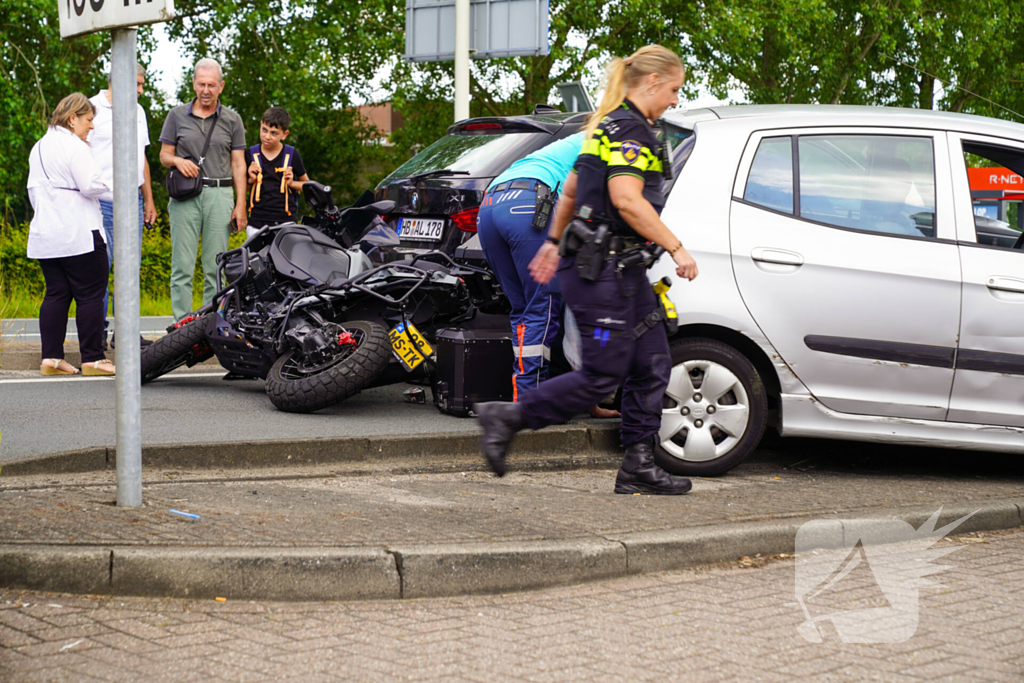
[159,58,248,321]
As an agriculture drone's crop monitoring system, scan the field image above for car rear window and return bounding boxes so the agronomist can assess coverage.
[380,132,551,183]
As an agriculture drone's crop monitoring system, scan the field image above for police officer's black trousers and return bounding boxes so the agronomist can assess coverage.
[519,256,672,447]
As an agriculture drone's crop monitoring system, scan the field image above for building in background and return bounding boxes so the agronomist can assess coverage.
[357,102,404,146]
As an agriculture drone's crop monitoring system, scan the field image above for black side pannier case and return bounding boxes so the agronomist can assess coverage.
[432,327,513,416]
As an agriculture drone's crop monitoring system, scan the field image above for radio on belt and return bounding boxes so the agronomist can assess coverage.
[530,182,557,230]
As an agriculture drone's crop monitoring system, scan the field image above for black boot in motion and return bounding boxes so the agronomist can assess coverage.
[614,438,692,495]
[474,401,523,477]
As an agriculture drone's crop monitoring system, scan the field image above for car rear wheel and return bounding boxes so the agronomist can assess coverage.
[655,337,768,477]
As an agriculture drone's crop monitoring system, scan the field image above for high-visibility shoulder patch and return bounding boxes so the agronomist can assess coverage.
[620,140,643,165]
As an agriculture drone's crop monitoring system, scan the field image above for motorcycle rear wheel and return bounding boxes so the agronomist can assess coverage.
[140,314,215,384]
[264,320,391,413]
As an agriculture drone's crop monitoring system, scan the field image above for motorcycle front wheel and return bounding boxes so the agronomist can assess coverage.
[264,320,391,413]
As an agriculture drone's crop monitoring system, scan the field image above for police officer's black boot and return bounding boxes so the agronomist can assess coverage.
[614,437,692,495]
[474,401,523,477]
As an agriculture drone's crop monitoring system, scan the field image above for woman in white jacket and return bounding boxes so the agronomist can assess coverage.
[27,93,115,376]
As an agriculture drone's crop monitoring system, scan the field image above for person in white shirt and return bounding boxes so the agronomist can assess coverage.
[27,93,115,376]
[88,62,157,349]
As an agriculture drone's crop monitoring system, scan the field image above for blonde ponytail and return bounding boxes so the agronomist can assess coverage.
[584,45,685,139]
[584,58,628,140]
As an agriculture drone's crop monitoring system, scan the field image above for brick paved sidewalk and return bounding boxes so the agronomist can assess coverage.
[2,528,1021,682]
[2,454,1023,548]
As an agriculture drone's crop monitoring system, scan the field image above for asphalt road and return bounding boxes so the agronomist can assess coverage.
[0,369,484,461]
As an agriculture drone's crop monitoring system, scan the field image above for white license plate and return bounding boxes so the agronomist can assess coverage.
[397,218,445,241]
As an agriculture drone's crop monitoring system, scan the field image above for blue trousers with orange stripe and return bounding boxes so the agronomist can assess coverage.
[477,182,561,399]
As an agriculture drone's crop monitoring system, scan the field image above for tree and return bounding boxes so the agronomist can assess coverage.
[676,0,906,105]
[164,0,409,204]
[1,0,107,221]
[882,2,1024,117]
[0,0,163,222]
[673,0,1024,125]
[161,0,689,202]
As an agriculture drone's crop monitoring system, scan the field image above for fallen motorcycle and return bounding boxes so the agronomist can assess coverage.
[140,182,505,413]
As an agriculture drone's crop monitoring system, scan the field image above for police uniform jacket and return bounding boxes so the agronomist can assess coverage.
[574,98,667,238]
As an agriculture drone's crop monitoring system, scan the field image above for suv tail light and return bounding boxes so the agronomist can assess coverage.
[465,122,502,131]
[450,207,480,233]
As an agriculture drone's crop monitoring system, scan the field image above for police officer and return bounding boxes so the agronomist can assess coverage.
[475,45,698,495]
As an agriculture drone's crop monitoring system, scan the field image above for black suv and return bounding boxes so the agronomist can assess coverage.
[375,108,587,257]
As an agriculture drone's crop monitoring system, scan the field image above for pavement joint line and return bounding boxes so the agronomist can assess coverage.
[387,550,406,600]
[2,498,1020,602]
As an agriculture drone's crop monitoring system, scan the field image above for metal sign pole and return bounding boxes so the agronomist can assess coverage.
[111,27,143,507]
[454,0,470,122]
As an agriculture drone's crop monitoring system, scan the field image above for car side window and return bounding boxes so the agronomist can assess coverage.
[743,136,793,214]
[961,142,1024,250]
[799,135,936,239]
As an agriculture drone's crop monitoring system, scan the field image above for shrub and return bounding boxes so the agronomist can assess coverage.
[1,215,248,317]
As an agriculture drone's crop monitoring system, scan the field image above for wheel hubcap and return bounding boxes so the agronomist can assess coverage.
[659,359,751,463]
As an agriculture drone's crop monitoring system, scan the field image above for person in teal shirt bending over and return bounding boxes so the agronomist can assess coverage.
[478,133,620,418]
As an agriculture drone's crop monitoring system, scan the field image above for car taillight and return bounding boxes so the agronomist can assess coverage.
[466,122,502,131]
[450,207,479,232]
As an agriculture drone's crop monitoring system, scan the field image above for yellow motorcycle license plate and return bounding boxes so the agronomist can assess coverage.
[388,321,434,371]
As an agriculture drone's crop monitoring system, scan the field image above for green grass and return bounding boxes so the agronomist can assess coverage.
[1,218,246,320]
[1,289,209,319]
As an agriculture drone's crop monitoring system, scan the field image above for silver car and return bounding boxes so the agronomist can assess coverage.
[650,105,1024,476]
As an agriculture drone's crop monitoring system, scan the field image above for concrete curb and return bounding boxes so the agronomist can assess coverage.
[0,346,222,372]
[0,424,622,476]
[2,499,1020,602]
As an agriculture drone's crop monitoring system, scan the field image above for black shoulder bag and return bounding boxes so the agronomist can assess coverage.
[165,113,220,200]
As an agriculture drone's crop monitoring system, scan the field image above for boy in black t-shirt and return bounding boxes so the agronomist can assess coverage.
[245,107,310,237]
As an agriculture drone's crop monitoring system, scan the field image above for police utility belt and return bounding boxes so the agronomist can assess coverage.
[558,207,678,339]
[557,206,663,280]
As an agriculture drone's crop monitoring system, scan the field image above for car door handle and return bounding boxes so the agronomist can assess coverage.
[751,248,804,266]
[986,276,1024,294]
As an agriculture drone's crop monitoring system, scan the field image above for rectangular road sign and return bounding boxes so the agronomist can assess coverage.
[59,0,175,39]
[405,0,549,62]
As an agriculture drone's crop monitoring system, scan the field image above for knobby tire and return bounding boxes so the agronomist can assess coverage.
[264,320,391,413]
[140,314,215,384]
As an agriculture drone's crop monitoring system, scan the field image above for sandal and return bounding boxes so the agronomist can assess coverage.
[81,359,116,376]
[40,358,79,376]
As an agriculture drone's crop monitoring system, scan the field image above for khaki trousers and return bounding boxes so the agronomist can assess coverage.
[168,187,233,321]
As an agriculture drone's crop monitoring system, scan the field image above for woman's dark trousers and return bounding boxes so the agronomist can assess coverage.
[38,230,109,364]
[518,256,671,447]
